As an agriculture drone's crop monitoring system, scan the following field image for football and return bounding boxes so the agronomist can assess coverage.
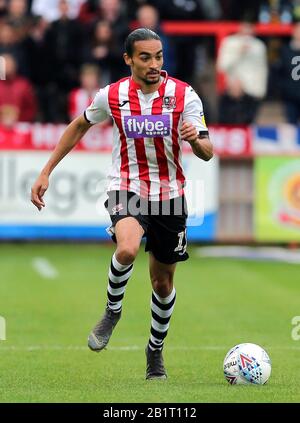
[223,343,272,385]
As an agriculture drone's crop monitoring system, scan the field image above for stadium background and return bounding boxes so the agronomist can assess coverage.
[1,0,300,404]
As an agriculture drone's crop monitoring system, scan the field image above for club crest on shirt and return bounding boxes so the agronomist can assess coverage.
[162,96,176,109]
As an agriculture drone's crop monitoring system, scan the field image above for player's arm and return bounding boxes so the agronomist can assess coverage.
[31,86,110,211]
[181,86,213,161]
[180,122,213,161]
[31,115,92,210]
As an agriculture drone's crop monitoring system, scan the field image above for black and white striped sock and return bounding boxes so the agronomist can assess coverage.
[107,253,133,313]
[148,287,176,351]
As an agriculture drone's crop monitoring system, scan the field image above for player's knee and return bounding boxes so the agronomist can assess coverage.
[116,245,139,264]
[151,275,174,297]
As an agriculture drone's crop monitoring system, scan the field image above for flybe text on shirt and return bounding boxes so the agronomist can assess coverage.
[124,115,171,138]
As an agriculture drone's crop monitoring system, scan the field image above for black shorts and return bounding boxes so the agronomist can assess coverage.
[104,190,189,264]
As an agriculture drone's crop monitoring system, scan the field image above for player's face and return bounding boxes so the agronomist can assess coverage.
[124,39,163,86]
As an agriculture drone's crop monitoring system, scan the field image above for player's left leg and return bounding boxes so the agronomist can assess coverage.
[88,190,147,353]
[145,253,177,380]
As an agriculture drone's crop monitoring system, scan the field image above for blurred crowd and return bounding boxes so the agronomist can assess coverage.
[0,0,300,126]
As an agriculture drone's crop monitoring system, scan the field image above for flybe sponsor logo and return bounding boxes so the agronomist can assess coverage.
[124,115,171,138]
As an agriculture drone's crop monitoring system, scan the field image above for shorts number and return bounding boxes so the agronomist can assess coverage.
[174,230,187,254]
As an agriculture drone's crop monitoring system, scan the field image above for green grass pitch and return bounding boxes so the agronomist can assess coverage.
[0,243,299,403]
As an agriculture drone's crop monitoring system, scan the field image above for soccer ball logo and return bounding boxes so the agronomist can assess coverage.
[223,343,271,385]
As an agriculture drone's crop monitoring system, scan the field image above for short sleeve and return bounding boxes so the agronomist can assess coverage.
[84,85,110,124]
[182,86,208,134]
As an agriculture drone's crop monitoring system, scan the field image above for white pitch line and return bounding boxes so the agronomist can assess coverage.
[0,345,299,352]
[195,246,300,264]
[32,257,58,279]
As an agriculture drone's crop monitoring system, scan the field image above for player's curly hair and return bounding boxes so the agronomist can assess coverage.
[125,28,161,57]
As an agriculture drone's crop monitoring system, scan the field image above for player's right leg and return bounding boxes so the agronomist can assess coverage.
[88,217,144,352]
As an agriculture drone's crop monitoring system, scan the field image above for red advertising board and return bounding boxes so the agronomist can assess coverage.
[208,126,252,157]
[0,123,253,157]
[0,123,113,151]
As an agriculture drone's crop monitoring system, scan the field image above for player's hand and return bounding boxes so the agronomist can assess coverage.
[31,174,49,211]
[180,121,198,144]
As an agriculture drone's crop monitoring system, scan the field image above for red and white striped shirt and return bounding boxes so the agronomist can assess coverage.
[85,70,208,201]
